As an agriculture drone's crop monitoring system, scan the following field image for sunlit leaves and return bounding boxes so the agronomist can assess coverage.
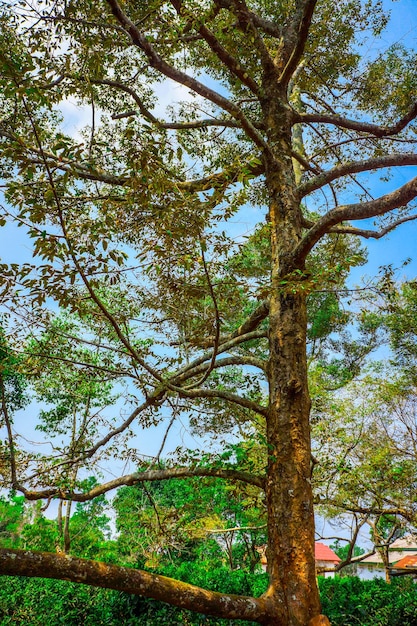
[357,44,417,122]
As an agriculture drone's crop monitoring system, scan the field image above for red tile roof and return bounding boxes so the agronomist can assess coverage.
[393,555,417,569]
[256,542,341,566]
[315,543,341,563]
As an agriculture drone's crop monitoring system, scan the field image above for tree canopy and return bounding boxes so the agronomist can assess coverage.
[1,1,417,625]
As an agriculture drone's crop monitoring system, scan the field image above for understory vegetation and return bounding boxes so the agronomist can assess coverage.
[1,575,417,626]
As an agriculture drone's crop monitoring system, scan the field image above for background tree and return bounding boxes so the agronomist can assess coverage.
[113,471,267,571]
[1,1,417,625]
[313,352,417,580]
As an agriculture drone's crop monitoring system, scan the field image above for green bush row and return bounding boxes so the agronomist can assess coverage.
[0,565,266,626]
[319,576,417,626]
[1,570,417,625]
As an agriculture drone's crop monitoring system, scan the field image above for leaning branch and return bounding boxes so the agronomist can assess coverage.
[177,356,267,383]
[174,329,268,379]
[19,466,265,501]
[176,160,264,192]
[279,0,317,86]
[232,300,270,337]
[329,213,417,239]
[171,0,261,95]
[298,153,417,198]
[4,131,264,193]
[93,77,260,129]
[176,387,268,417]
[228,0,276,75]
[297,102,417,138]
[293,175,417,264]
[112,109,244,128]
[336,550,376,572]
[215,0,282,38]
[0,549,268,622]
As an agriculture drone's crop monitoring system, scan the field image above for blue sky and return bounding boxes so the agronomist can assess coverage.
[353,0,417,280]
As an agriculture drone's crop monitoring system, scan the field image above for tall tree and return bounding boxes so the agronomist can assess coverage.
[1,1,417,624]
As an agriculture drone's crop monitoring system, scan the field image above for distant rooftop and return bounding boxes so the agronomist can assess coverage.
[315,543,340,563]
[358,536,417,566]
[392,555,417,570]
[257,542,341,566]
[388,536,417,550]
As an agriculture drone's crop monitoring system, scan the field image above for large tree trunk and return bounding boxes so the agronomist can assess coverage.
[262,95,322,625]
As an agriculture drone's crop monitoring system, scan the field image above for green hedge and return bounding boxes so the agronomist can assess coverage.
[1,571,417,625]
[318,576,417,626]
[0,567,267,626]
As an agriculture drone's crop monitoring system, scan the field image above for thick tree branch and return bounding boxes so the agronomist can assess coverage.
[330,515,369,571]
[193,301,270,348]
[298,153,417,198]
[105,0,268,150]
[0,549,268,622]
[185,355,267,378]
[279,0,317,86]
[215,0,282,38]
[329,213,417,239]
[175,329,268,379]
[171,0,261,95]
[316,548,376,575]
[19,466,265,501]
[177,160,264,192]
[228,300,270,341]
[91,78,160,124]
[297,102,417,137]
[291,149,321,176]
[177,387,268,417]
[229,0,276,75]
[293,175,417,264]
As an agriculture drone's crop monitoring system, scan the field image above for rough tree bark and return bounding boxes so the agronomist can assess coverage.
[261,89,321,622]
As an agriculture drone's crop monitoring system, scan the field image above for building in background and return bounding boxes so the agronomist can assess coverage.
[357,536,417,581]
[258,542,340,578]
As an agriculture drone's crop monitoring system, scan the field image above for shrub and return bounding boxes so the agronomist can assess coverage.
[319,576,417,626]
[2,570,417,625]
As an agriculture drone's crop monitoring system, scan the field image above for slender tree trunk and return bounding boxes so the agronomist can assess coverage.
[262,94,322,625]
[381,546,391,584]
[63,500,72,554]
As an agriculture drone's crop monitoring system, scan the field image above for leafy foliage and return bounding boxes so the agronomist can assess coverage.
[1,0,417,623]
[319,577,417,626]
[1,574,417,626]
